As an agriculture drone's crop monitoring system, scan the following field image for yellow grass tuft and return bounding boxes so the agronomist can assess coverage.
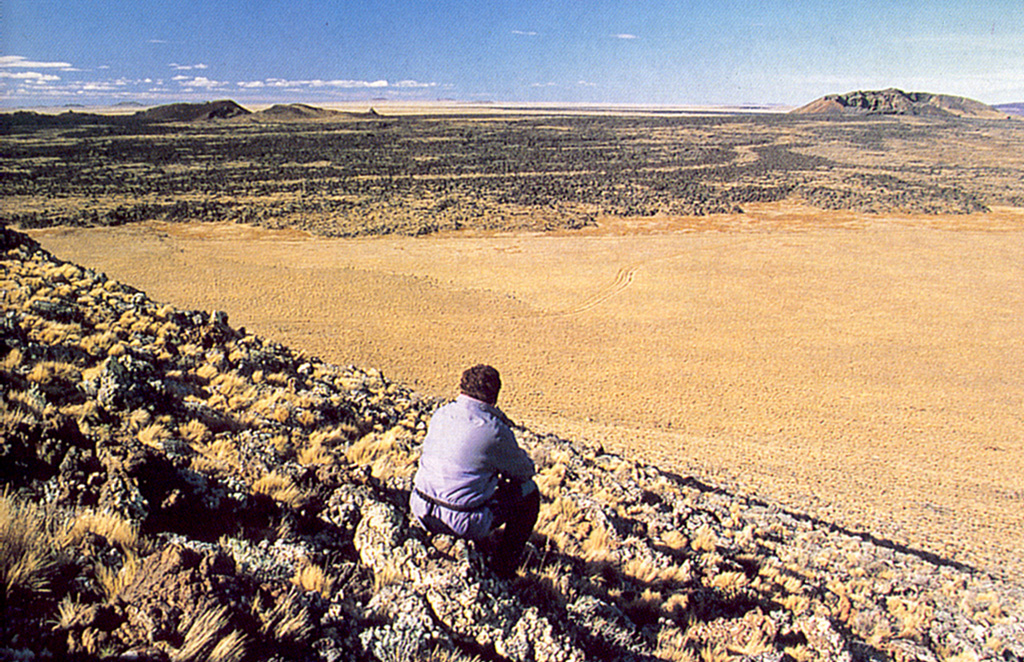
[253,473,304,508]
[534,463,566,498]
[270,405,292,424]
[208,629,248,662]
[291,562,334,598]
[581,524,615,563]
[656,626,698,662]
[296,439,333,466]
[690,525,718,553]
[195,363,219,381]
[943,651,981,662]
[26,360,80,385]
[79,330,117,357]
[95,549,140,603]
[179,419,210,445]
[175,604,246,662]
[621,558,692,588]
[661,529,689,553]
[256,591,314,644]
[0,492,59,601]
[128,408,152,432]
[709,571,749,592]
[663,592,689,616]
[346,427,416,470]
[372,559,408,592]
[56,595,89,629]
[192,438,241,473]
[138,422,171,449]
[1,348,23,371]
[63,510,149,555]
[699,643,731,662]
[887,596,934,639]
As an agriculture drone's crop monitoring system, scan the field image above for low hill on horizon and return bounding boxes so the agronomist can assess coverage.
[134,99,251,122]
[244,103,381,123]
[792,88,1011,119]
[995,102,1024,116]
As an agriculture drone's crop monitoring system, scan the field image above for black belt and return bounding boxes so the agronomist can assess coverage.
[414,488,487,513]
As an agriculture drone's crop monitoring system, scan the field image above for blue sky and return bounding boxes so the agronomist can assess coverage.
[2,0,1022,107]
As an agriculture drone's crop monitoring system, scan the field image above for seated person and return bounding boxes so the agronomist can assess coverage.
[410,364,540,578]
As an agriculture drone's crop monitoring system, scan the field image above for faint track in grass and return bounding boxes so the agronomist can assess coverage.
[537,236,759,318]
[538,264,641,318]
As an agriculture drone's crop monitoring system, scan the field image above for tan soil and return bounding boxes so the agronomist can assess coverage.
[27,202,1024,579]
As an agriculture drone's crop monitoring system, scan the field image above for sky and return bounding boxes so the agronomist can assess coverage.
[1,0,1023,108]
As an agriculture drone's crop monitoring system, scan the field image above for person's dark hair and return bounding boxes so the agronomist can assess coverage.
[460,364,501,404]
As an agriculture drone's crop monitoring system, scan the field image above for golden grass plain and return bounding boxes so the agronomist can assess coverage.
[27,202,1024,580]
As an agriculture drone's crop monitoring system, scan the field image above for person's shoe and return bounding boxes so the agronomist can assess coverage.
[488,554,518,580]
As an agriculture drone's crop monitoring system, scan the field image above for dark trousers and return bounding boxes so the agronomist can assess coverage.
[487,481,541,578]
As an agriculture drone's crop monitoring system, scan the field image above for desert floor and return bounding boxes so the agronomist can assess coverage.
[27,203,1024,580]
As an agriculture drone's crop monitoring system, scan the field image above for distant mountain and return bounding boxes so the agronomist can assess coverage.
[134,99,251,122]
[792,88,1008,119]
[1,100,383,133]
[994,102,1024,116]
[248,103,381,122]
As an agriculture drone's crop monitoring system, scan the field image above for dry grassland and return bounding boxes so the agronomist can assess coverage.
[27,202,1024,581]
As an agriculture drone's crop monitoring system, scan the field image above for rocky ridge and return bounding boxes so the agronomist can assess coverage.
[1,225,1022,661]
[792,89,1009,119]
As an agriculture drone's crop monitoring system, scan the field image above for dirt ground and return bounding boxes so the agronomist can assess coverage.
[26,202,1024,580]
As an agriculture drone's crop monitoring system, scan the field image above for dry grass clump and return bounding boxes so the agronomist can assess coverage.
[63,510,150,555]
[138,422,172,449]
[887,595,934,640]
[192,437,242,474]
[253,472,305,508]
[1,347,24,371]
[535,495,587,552]
[94,550,141,603]
[346,426,419,481]
[660,529,689,553]
[1,491,61,602]
[174,604,248,662]
[180,418,211,444]
[254,590,315,645]
[26,359,80,385]
[291,562,334,598]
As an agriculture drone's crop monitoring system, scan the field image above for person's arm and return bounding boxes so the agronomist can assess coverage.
[491,423,535,482]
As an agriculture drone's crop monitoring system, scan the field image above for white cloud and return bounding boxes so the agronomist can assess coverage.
[169,63,209,71]
[264,77,389,89]
[0,71,60,83]
[237,81,265,88]
[0,55,72,68]
[148,39,169,44]
[612,33,638,40]
[512,30,538,36]
[530,82,558,88]
[81,81,120,92]
[577,80,598,87]
[176,76,225,89]
[393,80,437,88]
[324,79,388,88]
